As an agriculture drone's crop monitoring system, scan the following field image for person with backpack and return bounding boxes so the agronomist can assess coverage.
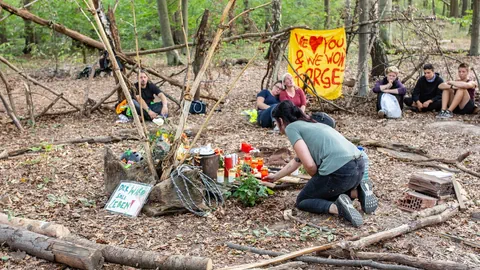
[264,101,378,227]
[372,66,406,118]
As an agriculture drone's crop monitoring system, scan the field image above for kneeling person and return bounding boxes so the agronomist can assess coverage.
[437,63,478,118]
[133,71,168,121]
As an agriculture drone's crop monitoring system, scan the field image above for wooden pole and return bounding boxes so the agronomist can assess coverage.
[0,224,104,270]
[86,0,158,181]
[0,70,18,117]
[0,86,24,131]
[23,81,35,127]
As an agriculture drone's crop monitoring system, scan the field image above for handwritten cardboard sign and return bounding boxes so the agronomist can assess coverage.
[105,181,153,217]
[288,28,346,100]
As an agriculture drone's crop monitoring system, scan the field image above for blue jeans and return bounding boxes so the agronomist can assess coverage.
[257,104,278,128]
[296,157,365,214]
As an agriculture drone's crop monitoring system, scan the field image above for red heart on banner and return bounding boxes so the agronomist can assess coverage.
[309,36,323,54]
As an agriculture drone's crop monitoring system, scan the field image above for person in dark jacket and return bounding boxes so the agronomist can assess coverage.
[404,64,444,112]
[372,66,407,118]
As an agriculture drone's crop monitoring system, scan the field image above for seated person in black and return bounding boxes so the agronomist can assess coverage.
[404,64,443,112]
[132,71,168,121]
[256,80,282,128]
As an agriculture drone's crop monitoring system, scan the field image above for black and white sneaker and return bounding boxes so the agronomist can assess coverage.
[335,194,363,227]
[358,180,378,214]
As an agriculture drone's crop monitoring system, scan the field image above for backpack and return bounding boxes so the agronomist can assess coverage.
[190,100,207,114]
[311,112,336,128]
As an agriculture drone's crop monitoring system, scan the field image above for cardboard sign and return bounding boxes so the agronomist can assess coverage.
[288,28,346,100]
[105,181,152,217]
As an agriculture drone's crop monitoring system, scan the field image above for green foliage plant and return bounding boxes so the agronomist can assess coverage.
[231,173,273,206]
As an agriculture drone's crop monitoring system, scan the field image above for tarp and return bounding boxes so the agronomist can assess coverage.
[288,28,346,100]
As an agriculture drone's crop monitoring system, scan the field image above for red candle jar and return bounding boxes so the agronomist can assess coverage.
[261,167,269,179]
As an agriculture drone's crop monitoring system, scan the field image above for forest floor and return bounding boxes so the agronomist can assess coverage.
[1,54,480,269]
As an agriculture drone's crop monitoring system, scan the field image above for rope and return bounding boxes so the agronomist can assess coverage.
[170,164,224,217]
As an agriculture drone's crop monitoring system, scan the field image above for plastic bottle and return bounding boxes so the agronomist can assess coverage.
[357,146,369,183]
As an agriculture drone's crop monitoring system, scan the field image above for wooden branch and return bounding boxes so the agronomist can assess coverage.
[439,233,480,249]
[0,83,23,131]
[451,178,466,210]
[320,250,471,270]
[337,206,458,251]
[0,0,41,22]
[82,61,97,116]
[345,16,437,30]
[0,224,103,270]
[0,69,18,117]
[36,93,63,119]
[227,1,272,26]
[225,243,417,270]
[0,55,80,111]
[412,202,458,219]
[0,134,139,159]
[345,137,428,156]
[455,162,480,178]
[87,0,158,181]
[220,241,339,270]
[401,55,429,83]
[285,213,332,233]
[405,161,461,173]
[0,213,71,238]
[23,81,35,126]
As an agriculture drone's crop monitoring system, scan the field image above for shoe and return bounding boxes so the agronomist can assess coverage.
[377,110,386,118]
[443,110,453,118]
[335,194,363,227]
[357,180,378,214]
[436,110,446,119]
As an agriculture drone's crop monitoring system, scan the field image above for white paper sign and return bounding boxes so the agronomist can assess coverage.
[105,181,153,217]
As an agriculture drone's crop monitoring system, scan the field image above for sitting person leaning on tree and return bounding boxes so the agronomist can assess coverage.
[404,64,444,112]
[372,66,407,118]
[132,70,168,121]
[256,80,282,128]
[436,63,478,118]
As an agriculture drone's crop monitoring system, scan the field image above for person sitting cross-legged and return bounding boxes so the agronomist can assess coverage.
[404,64,444,112]
[132,70,168,121]
[436,63,478,119]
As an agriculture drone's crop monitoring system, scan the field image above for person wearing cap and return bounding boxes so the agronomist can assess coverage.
[132,70,168,121]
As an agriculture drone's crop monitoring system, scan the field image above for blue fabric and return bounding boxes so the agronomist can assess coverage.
[257,89,279,106]
[257,104,278,128]
[296,158,365,214]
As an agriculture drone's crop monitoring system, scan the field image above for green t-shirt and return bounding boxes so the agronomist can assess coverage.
[285,121,361,175]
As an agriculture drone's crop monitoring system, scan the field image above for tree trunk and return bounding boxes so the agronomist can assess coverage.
[171,10,186,51]
[370,38,389,77]
[379,0,392,46]
[193,10,210,100]
[432,0,436,15]
[470,0,480,55]
[461,0,469,15]
[181,0,188,54]
[227,1,237,37]
[0,70,18,117]
[324,0,330,29]
[156,0,181,65]
[243,0,251,32]
[358,0,369,96]
[0,224,104,270]
[450,0,459,17]
[344,0,352,27]
[22,0,36,54]
[0,8,7,44]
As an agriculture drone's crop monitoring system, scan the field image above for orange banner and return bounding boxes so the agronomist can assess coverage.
[288,28,346,100]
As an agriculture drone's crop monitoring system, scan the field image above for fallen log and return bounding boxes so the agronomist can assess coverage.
[0,224,103,270]
[225,242,417,270]
[0,134,139,159]
[0,213,71,238]
[319,250,472,270]
[345,138,428,156]
[0,214,214,270]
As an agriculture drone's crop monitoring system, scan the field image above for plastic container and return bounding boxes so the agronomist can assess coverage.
[357,146,369,182]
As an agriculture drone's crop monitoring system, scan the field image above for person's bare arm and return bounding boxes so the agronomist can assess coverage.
[157,93,168,115]
[449,80,477,89]
[136,95,158,118]
[256,96,270,110]
[383,88,400,94]
[300,105,306,112]
[438,82,453,90]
